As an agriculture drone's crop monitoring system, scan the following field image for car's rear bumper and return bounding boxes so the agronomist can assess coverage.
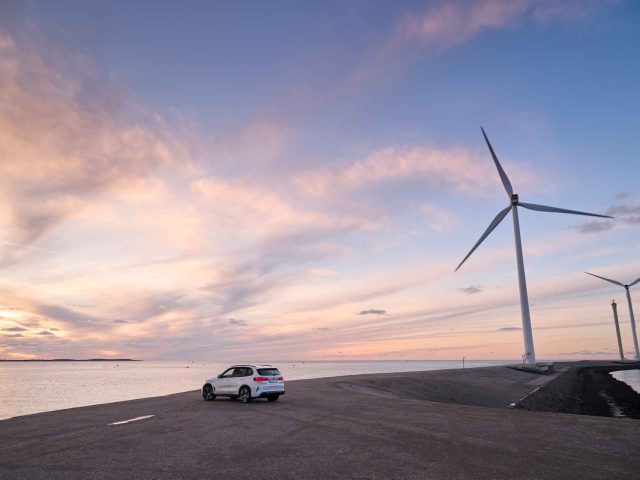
[256,390,285,398]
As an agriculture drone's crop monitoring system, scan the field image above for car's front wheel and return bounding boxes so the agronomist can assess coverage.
[267,394,280,402]
[238,386,252,403]
[202,384,216,401]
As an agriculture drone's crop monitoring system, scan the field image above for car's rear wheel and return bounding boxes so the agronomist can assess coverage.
[238,386,252,403]
[267,394,280,402]
[202,384,216,401]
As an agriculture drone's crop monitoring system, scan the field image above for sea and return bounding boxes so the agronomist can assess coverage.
[610,369,640,394]
[0,359,512,420]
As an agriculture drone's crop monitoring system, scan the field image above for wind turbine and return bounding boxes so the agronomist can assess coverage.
[455,128,613,365]
[586,272,640,360]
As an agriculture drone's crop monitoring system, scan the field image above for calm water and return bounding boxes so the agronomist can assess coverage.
[0,360,512,420]
[611,369,640,394]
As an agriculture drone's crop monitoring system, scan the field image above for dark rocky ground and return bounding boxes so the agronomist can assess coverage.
[516,363,640,418]
[1,362,638,480]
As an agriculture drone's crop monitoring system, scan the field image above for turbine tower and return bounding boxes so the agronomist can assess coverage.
[456,128,612,365]
[586,272,640,360]
[610,300,625,361]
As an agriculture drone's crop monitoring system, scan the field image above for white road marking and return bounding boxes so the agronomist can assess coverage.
[108,415,155,426]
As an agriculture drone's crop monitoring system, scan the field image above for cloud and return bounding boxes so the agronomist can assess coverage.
[207,266,287,317]
[576,200,640,234]
[1,326,27,332]
[358,309,387,316]
[295,145,541,199]
[498,326,521,332]
[16,318,42,328]
[349,0,616,87]
[420,204,457,233]
[306,268,337,278]
[556,350,612,356]
[0,32,14,50]
[313,327,330,331]
[0,31,190,262]
[193,177,375,244]
[531,0,618,24]
[400,0,531,49]
[37,331,54,336]
[229,318,248,327]
[4,333,24,338]
[576,220,614,234]
[607,203,640,223]
[458,285,482,295]
[401,0,615,48]
[193,179,316,235]
[33,304,103,327]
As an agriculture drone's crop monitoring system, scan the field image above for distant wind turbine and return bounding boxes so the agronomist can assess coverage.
[586,272,640,360]
[610,300,625,361]
[456,128,613,365]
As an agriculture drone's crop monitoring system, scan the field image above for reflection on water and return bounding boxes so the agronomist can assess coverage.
[0,359,512,420]
[611,369,640,394]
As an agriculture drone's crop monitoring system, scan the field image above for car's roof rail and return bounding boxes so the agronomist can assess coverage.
[230,364,275,368]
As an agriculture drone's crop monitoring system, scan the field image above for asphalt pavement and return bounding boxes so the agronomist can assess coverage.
[1,364,638,479]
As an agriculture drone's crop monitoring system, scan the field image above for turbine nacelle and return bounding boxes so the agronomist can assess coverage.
[585,271,640,290]
[510,194,519,206]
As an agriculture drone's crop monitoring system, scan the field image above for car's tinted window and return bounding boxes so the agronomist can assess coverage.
[257,368,280,376]
[232,367,252,377]
[220,368,235,378]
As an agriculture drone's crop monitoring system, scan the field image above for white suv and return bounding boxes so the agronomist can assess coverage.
[202,365,285,403]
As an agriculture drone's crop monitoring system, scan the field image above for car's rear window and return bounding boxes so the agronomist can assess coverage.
[257,368,280,376]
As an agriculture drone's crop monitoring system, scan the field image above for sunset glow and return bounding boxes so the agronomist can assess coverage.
[0,0,638,361]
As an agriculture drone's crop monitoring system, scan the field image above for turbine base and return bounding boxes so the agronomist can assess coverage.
[507,363,554,375]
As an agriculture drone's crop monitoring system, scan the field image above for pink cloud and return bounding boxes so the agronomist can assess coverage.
[295,145,541,198]
[0,31,190,255]
[399,0,616,48]
[192,178,376,239]
[401,0,530,48]
[350,0,617,88]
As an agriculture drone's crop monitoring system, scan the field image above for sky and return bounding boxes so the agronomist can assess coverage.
[0,0,639,361]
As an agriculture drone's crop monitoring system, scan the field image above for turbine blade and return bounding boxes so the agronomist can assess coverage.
[585,272,624,287]
[519,202,613,219]
[629,276,640,287]
[481,127,513,198]
[455,206,511,272]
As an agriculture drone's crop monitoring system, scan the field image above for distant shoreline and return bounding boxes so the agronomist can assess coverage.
[0,358,140,362]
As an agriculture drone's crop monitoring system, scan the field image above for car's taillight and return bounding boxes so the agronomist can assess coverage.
[254,376,269,382]
[277,376,284,381]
